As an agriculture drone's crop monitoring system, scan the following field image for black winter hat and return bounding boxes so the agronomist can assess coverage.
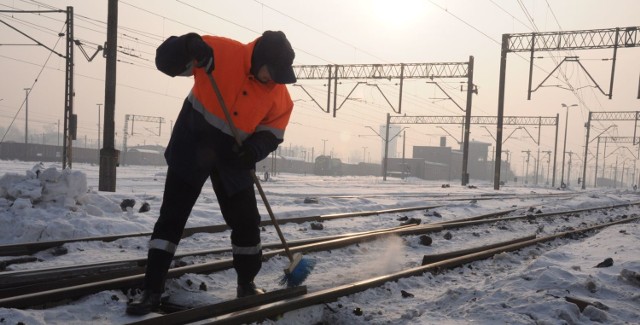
[251,31,296,84]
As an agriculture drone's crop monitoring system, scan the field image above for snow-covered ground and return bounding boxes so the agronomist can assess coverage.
[0,160,639,324]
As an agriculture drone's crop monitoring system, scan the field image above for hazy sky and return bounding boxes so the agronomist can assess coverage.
[1,0,639,177]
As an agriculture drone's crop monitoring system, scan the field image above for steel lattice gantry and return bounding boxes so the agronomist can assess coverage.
[390,115,556,125]
[583,111,640,189]
[292,61,472,117]
[598,136,640,144]
[293,59,476,184]
[506,27,640,52]
[493,26,640,190]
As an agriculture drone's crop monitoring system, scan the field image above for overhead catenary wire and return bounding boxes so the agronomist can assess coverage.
[252,0,389,64]
[424,0,596,159]
[0,2,184,136]
[5,1,499,123]
[0,19,65,144]
[1,1,631,162]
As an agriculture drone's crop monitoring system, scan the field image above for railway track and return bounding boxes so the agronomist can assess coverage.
[0,191,576,257]
[0,191,590,295]
[131,214,640,324]
[1,199,637,324]
[223,217,638,324]
[0,207,516,306]
[0,204,442,257]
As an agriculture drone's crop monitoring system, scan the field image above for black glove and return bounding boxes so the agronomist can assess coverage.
[186,33,214,73]
[233,144,257,170]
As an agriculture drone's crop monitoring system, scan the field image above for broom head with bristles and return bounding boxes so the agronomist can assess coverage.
[279,252,316,287]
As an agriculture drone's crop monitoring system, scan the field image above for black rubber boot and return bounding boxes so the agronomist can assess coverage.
[126,249,173,315]
[236,282,265,298]
[126,291,162,315]
[142,249,174,292]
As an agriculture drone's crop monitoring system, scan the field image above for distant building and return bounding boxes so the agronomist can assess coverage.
[386,140,515,182]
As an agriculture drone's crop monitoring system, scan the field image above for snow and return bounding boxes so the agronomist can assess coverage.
[0,160,639,325]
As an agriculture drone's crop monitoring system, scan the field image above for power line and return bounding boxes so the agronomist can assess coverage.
[427,0,501,45]
[0,19,65,144]
[175,0,261,34]
[0,53,184,98]
[173,0,331,64]
[516,0,537,31]
[486,0,533,31]
[12,1,166,50]
[0,12,61,36]
[252,0,388,63]
[544,0,563,30]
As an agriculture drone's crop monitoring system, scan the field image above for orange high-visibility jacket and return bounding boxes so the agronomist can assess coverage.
[190,36,293,142]
[156,33,293,193]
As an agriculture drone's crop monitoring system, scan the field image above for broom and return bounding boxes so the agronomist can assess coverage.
[205,72,315,287]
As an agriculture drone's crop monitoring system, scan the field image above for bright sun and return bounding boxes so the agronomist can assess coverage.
[370,0,425,29]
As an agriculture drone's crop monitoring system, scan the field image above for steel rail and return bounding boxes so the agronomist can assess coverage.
[438,201,638,229]
[0,224,422,296]
[0,207,516,298]
[0,222,444,308]
[0,192,579,256]
[198,216,640,325]
[0,204,440,256]
[421,234,537,264]
[0,208,521,308]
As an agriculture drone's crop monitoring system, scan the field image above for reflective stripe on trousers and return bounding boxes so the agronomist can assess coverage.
[149,238,178,254]
[232,242,262,255]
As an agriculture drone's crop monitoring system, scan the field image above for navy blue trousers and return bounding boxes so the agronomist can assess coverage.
[144,167,262,292]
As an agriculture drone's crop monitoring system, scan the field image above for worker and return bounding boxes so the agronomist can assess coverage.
[126,30,296,316]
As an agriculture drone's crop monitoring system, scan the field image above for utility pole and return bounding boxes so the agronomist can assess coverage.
[97,104,102,148]
[62,6,75,169]
[594,136,600,187]
[383,113,390,181]
[552,113,559,187]
[614,155,618,188]
[522,150,531,184]
[402,129,406,160]
[535,117,541,185]
[321,139,328,156]
[97,103,102,164]
[581,112,591,189]
[567,150,573,186]
[23,88,30,145]
[602,137,608,185]
[402,129,407,179]
[99,0,119,191]
[542,150,552,185]
[461,55,475,186]
[560,104,578,187]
